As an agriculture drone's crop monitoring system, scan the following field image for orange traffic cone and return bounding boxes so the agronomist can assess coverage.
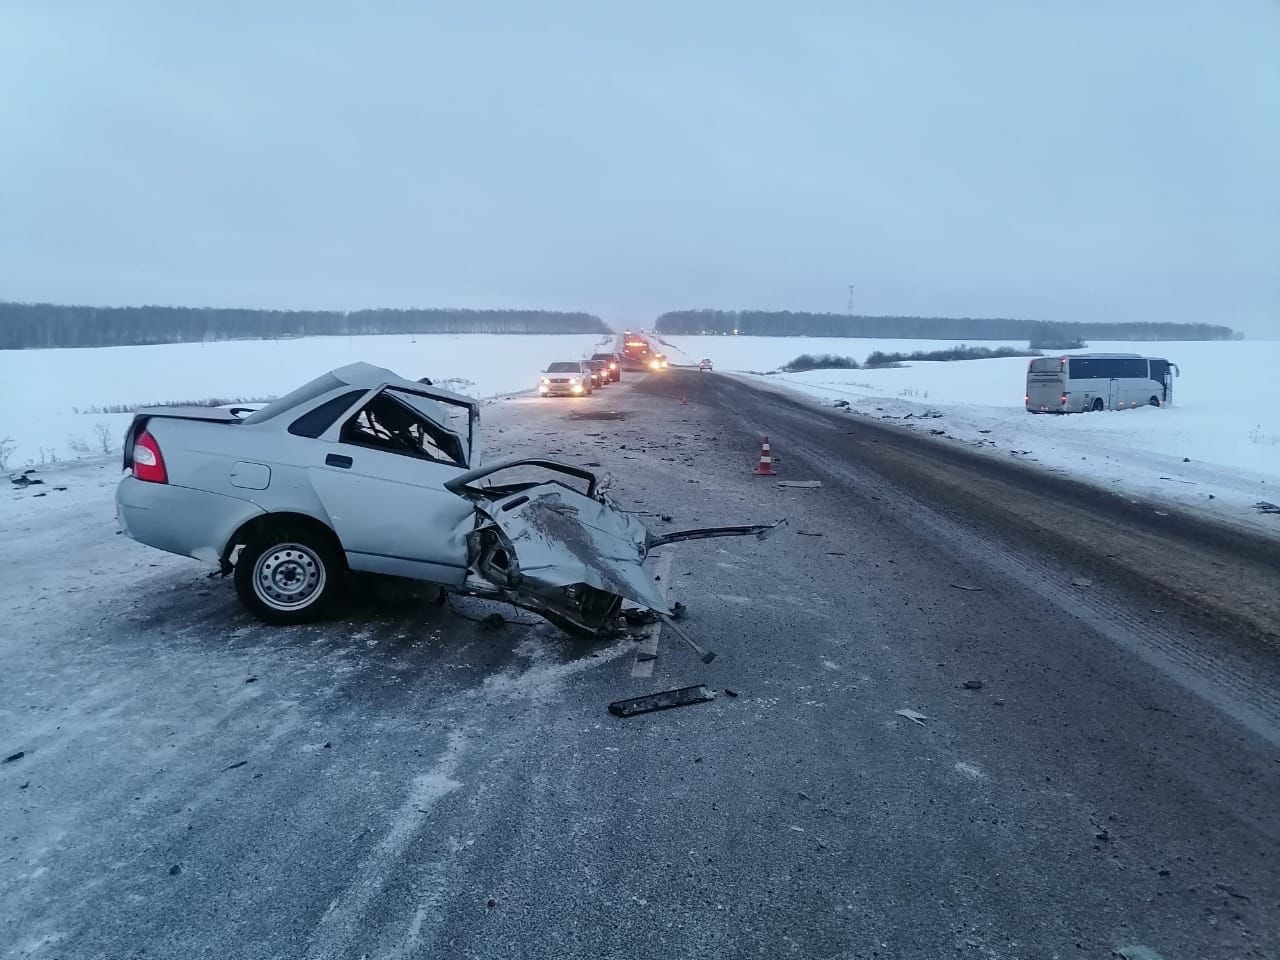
[753,436,775,476]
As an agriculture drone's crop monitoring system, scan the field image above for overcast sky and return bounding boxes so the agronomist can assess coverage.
[1,1,1277,333]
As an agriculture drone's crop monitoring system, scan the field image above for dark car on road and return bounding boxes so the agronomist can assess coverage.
[590,352,623,382]
[582,360,609,389]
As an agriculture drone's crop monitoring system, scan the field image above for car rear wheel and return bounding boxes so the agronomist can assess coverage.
[234,526,343,625]
[1091,398,1105,412]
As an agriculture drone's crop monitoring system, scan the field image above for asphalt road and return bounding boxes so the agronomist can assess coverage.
[3,370,1278,960]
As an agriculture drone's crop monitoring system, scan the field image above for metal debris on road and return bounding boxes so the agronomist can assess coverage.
[962,680,984,690]
[797,530,824,537]
[950,583,983,592]
[608,684,717,718]
[223,760,248,771]
[1214,882,1250,901]
[776,480,822,489]
[724,688,739,698]
[895,709,929,726]
[1114,947,1168,960]
[1071,576,1094,587]
[3,751,25,763]
[567,410,628,421]
[660,612,716,663]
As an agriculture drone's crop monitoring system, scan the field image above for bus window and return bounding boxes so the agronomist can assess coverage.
[1067,357,1100,379]
[1069,357,1147,379]
[1029,357,1065,374]
[1117,358,1148,378]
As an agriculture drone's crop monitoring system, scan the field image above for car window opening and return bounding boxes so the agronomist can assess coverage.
[342,393,466,466]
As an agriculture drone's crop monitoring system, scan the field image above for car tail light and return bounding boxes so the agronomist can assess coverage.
[132,430,168,483]
[1060,393,1068,404]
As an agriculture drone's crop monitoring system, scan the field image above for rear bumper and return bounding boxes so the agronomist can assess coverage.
[116,476,265,564]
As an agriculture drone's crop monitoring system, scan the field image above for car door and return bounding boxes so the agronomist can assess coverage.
[308,388,477,584]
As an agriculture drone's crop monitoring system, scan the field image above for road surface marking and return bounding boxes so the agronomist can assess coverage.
[631,552,672,678]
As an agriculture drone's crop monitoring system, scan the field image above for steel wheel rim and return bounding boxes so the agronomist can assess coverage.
[253,543,326,611]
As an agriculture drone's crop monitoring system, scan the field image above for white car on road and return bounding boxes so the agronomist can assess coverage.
[116,363,780,636]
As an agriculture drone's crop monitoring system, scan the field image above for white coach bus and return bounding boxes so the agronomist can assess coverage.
[1026,353,1179,413]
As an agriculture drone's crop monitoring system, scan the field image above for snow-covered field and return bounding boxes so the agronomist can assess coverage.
[663,335,1280,533]
[0,333,611,467]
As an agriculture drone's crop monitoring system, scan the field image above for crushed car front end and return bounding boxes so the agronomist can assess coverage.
[444,459,784,640]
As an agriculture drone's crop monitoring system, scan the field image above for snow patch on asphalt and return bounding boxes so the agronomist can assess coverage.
[305,728,468,960]
[478,635,632,704]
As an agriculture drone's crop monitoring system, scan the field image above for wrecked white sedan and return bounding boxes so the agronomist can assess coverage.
[117,363,780,640]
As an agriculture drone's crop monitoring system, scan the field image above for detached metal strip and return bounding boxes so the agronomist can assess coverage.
[608,685,717,718]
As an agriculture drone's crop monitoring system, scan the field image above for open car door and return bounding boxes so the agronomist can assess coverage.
[444,459,784,637]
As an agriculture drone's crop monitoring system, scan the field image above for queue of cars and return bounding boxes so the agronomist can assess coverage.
[537,343,676,398]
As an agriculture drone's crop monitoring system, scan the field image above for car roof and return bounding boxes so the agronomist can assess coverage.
[330,362,478,407]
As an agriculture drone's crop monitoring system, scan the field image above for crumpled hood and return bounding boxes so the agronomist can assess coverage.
[477,483,667,611]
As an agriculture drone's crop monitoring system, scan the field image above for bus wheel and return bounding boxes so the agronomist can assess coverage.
[1091,398,1104,412]
[1148,396,1161,407]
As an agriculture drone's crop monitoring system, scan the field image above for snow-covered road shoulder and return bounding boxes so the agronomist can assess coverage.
[736,369,1280,538]
[656,335,1280,537]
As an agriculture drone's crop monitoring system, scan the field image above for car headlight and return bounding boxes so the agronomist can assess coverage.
[569,377,580,385]
[540,376,549,384]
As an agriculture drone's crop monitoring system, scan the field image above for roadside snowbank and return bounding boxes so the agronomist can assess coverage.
[0,333,612,466]
[665,335,1280,533]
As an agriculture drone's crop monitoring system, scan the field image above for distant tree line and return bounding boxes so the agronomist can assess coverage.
[655,309,1238,342]
[0,302,610,349]
[782,344,1039,372]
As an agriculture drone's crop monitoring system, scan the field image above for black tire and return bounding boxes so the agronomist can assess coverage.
[1091,398,1105,412]
[1148,396,1161,407]
[234,525,344,625]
